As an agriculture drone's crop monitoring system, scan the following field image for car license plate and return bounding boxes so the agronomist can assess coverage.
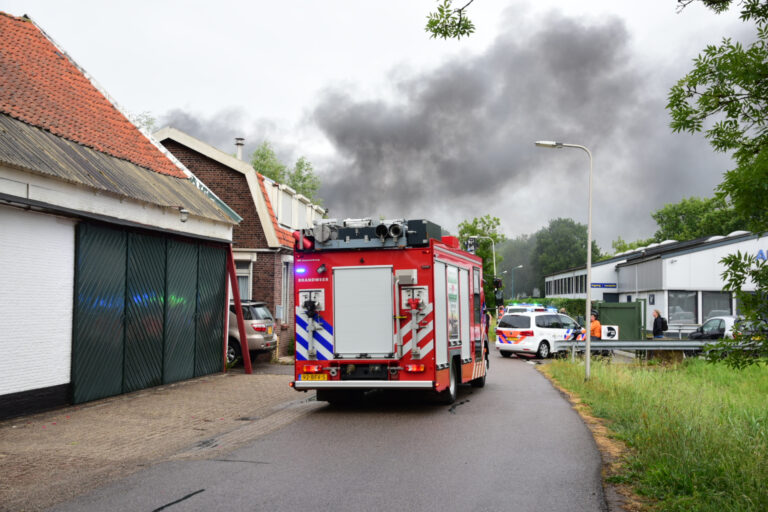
[268,326,273,335]
[300,374,328,381]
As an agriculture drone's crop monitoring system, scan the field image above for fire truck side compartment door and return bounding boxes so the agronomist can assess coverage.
[333,266,394,357]
[460,268,471,361]
[433,262,448,367]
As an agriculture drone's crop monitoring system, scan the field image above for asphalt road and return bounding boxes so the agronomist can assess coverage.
[51,355,606,512]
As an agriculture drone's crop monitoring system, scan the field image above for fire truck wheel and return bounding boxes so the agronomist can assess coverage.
[536,341,550,359]
[437,361,458,404]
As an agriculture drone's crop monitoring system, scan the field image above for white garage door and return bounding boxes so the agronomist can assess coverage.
[0,205,75,395]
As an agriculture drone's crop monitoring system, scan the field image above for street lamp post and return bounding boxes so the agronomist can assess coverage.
[503,264,524,300]
[535,140,594,380]
[469,235,496,276]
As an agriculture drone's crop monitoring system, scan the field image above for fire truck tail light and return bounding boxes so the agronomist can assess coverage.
[405,364,425,372]
[303,365,323,373]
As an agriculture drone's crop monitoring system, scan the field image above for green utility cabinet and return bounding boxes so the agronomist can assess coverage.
[596,301,645,340]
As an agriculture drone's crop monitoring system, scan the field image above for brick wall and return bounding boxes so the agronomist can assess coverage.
[161,140,266,248]
[161,140,294,358]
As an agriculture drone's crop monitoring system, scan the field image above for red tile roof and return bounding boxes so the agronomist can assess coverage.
[0,12,186,178]
[257,173,295,248]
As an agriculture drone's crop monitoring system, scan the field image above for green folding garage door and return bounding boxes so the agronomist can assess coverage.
[72,223,227,404]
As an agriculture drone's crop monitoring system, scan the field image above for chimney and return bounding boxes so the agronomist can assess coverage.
[235,137,245,160]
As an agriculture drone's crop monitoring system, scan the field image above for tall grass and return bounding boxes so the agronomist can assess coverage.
[542,359,768,511]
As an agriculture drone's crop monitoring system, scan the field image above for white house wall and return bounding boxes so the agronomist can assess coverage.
[0,205,75,395]
[0,166,232,242]
[664,237,763,291]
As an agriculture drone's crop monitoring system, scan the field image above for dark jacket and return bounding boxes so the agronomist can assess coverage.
[653,316,664,337]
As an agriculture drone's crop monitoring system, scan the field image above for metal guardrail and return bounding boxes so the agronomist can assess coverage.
[571,340,708,350]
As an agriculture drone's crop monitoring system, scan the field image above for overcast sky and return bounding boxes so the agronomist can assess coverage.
[4,1,751,250]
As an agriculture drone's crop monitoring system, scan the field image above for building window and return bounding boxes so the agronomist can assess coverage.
[668,291,697,324]
[702,291,732,320]
[235,260,252,301]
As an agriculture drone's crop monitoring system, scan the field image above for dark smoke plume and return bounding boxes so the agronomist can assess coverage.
[312,9,732,248]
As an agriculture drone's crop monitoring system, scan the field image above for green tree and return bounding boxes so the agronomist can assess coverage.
[251,141,324,204]
[458,215,505,305]
[250,141,287,183]
[705,251,768,367]
[532,218,601,293]
[287,156,321,203]
[498,234,537,299]
[610,235,654,256]
[425,0,475,40]
[606,195,748,258]
[651,196,750,241]
[129,110,156,133]
[670,0,768,367]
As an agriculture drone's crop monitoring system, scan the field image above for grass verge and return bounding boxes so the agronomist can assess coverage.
[541,358,768,511]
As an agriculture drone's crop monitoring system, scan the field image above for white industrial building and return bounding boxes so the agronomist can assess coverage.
[545,231,764,335]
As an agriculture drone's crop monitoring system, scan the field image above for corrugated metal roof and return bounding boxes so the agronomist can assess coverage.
[0,113,237,224]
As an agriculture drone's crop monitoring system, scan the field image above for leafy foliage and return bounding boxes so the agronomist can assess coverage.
[251,141,288,183]
[129,111,156,134]
[651,196,749,241]
[458,215,505,305]
[667,0,768,368]
[607,195,749,257]
[610,235,654,255]
[250,141,323,203]
[532,218,601,292]
[704,251,768,367]
[670,0,768,367]
[668,2,768,232]
[288,157,321,203]
[425,0,475,40]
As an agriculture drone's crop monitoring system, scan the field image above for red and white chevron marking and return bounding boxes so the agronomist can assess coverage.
[397,303,435,359]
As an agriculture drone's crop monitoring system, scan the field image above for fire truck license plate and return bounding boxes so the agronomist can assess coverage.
[300,374,328,381]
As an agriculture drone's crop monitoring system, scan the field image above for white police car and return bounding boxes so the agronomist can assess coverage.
[495,311,581,359]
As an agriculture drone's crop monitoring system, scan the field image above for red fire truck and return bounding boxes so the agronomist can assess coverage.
[290,218,489,404]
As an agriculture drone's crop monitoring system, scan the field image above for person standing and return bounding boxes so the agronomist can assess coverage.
[652,309,664,338]
[590,311,602,340]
